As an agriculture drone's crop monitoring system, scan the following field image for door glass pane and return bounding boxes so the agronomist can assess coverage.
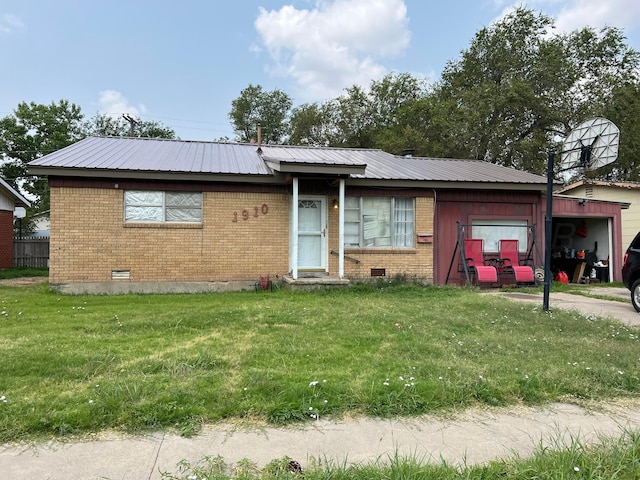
[299,236,321,266]
[299,200,321,232]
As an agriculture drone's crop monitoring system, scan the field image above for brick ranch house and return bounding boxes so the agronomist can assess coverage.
[0,177,31,268]
[27,136,624,293]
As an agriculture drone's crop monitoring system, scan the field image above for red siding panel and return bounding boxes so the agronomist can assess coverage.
[0,210,14,268]
[435,191,543,285]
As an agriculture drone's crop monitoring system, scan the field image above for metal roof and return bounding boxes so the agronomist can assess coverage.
[260,145,377,166]
[361,155,549,184]
[29,136,272,175]
[28,136,550,187]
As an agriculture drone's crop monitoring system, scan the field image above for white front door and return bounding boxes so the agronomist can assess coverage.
[297,196,327,270]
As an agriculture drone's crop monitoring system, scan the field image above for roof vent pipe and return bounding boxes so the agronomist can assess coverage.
[257,123,262,147]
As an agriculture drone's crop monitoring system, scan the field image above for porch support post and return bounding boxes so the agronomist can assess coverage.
[338,178,345,279]
[292,177,299,280]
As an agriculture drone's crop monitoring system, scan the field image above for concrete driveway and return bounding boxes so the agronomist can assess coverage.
[491,287,640,327]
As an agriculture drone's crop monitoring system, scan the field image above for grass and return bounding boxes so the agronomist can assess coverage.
[160,430,640,479]
[0,267,48,279]
[0,282,639,443]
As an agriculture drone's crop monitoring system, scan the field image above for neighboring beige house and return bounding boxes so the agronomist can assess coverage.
[557,180,640,252]
[31,210,50,237]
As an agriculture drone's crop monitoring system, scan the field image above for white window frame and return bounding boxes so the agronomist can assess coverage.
[471,219,528,253]
[124,191,202,223]
[344,196,415,248]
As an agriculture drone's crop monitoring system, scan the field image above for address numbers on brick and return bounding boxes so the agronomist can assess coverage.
[232,204,269,222]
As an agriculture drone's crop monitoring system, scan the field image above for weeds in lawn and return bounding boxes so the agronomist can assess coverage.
[159,429,640,479]
[1,283,639,442]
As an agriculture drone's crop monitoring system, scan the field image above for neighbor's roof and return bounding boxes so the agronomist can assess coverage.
[557,179,640,193]
[28,136,550,188]
[0,177,30,208]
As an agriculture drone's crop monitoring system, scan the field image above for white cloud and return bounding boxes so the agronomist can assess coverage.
[552,0,640,34]
[254,0,411,100]
[97,90,146,118]
[494,1,640,35]
[0,13,24,34]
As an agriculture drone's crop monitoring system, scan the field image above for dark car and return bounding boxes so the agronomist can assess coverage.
[622,231,640,312]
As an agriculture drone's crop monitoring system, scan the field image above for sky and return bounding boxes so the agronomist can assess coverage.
[2,0,640,142]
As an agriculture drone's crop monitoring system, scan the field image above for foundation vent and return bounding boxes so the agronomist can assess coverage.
[371,268,386,277]
[111,270,131,280]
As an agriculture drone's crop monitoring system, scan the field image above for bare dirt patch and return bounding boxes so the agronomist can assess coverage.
[0,277,47,286]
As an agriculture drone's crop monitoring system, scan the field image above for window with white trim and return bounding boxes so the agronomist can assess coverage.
[344,196,415,247]
[124,191,202,223]
[471,219,528,252]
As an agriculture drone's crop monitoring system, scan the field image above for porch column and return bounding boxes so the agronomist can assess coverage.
[338,178,345,279]
[292,177,299,280]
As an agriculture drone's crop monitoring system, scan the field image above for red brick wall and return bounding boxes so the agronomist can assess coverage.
[0,210,14,268]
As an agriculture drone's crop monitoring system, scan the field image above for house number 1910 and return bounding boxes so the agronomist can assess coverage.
[232,204,269,222]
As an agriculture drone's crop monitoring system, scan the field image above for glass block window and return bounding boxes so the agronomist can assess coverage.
[124,191,202,223]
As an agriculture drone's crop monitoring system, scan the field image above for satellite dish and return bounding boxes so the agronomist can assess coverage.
[561,117,619,172]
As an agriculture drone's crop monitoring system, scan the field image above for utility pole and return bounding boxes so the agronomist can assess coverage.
[122,114,138,137]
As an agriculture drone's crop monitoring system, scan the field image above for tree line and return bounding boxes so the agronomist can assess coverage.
[0,104,176,231]
[2,7,640,231]
[229,8,640,180]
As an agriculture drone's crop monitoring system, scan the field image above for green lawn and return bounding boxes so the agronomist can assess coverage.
[0,267,48,279]
[0,282,639,443]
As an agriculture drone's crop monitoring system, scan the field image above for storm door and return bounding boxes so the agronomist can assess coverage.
[297,196,327,271]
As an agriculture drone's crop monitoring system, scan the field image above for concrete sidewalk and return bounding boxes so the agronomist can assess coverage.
[3,401,640,480]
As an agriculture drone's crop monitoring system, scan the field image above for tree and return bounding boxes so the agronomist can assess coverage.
[289,102,337,146]
[427,7,640,175]
[288,73,431,153]
[228,84,293,144]
[367,73,431,155]
[598,80,640,181]
[0,100,85,214]
[85,113,176,139]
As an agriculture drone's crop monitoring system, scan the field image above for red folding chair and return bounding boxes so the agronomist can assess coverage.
[499,239,535,285]
[463,239,498,286]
